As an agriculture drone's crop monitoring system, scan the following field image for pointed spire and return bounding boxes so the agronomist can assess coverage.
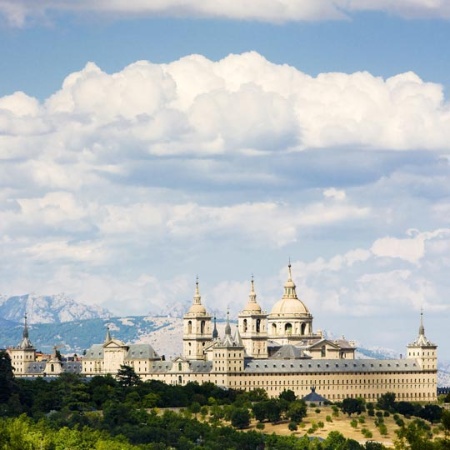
[212,316,219,339]
[249,275,257,303]
[23,313,29,340]
[225,309,231,336]
[194,276,201,305]
[419,308,425,336]
[19,313,33,349]
[283,260,298,299]
[105,326,112,343]
[234,324,244,347]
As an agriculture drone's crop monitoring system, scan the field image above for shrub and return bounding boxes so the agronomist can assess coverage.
[256,422,265,430]
[288,421,298,432]
[358,416,365,424]
[317,421,324,428]
[350,419,358,428]
[326,415,333,423]
[315,408,321,414]
[383,411,390,417]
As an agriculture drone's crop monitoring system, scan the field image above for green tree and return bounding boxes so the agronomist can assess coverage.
[0,351,15,405]
[279,389,296,403]
[230,407,251,429]
[117,365,141,387]
[377,392,396,411]
[342,397,365,416]
[287,400,307,424]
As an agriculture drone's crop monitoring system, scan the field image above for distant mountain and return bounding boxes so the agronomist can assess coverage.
[0,293,111,324]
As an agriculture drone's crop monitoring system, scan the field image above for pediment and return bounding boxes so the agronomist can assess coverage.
[103,339,127,350]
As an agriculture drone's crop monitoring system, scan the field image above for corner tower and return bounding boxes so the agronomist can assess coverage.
[407,311,437,371]
[183,278,212,360]
[238,277,268,358]
[268,263,314,345]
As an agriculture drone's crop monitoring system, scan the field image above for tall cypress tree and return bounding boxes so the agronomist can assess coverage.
[0,350,15,404]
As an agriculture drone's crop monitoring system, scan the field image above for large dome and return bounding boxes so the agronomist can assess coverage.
[270,297,309,316]
[269,263,310,317]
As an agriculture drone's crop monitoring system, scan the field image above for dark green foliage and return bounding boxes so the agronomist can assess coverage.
[230,407,250,429]
[377,392,396,411]
[341,397,366,416]
[279,389,296,402]
[0,351,15,405]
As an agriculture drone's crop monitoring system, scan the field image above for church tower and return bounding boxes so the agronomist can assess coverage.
[407,311,437,371]
[238,277,268,358]
[183,278,212,360]
[9,314,36,375]
[268,263,314,345]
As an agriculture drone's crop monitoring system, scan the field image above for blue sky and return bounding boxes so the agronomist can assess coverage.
[1,1,450,359]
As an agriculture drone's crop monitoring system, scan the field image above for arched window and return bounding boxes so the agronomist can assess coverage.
[178,362,182,371]
[301,323,307,335]
[285,323,292,335]
[187,321,192,334]
[243,319,248,332]
[201,320,205,334]
[272,323,277,335]
[321,345,326,358]
[256,319,261,333]
[51,363,54,372]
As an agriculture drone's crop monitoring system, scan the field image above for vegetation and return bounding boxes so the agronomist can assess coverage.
[0,364,449,449]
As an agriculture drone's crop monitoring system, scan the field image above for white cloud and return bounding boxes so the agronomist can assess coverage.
[2,0,450,27]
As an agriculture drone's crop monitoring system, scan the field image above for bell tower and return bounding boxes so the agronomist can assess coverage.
[407,310,437,371]
[183,278,212,360]
[238,277,268,359]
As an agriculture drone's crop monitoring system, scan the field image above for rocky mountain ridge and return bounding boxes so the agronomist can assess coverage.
[0,293,111,324]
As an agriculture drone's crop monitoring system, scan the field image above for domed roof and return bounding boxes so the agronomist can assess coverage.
[270,297,309,316]
[186,278,208,316]
[269,263,310,317]
[241,277,262,313]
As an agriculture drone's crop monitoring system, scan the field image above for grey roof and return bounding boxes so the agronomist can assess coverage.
[303,388,328,403]
[84,344,104,359]
[244,358,421,374]
[126,344,159,360]
[270,344,310,360]
[20,361,82,375]
[83,343,159,360]
[150,360,213,373]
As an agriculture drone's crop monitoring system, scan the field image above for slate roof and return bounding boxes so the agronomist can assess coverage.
[302,387,328,404]
[244,358,421,374]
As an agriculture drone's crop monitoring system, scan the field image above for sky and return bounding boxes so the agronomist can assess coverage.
[1,0,450,359]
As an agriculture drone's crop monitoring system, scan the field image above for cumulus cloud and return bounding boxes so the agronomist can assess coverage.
[1,0,450,27]
[2,53,450,159]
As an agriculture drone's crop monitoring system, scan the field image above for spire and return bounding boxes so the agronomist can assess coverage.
[19,313,33,349]
[23,313,29,340]
[212,316,219,339]
[234,324,244,347]
[194,276,201,305]
[225,309,231,336]
[105,326,112,343]
[409,309,435,347]
[249,275,257,303]
[186,276,207,315]
[283,261,298,299]
[419,308,425,337]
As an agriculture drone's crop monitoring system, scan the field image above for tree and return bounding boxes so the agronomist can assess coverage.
[117,365,141,387]
[0,351,15,404]
[279,389,296,403]
[341,398,365,416]
[230,407,251,429]
[287,400,307,424]
[377,392,396,411]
